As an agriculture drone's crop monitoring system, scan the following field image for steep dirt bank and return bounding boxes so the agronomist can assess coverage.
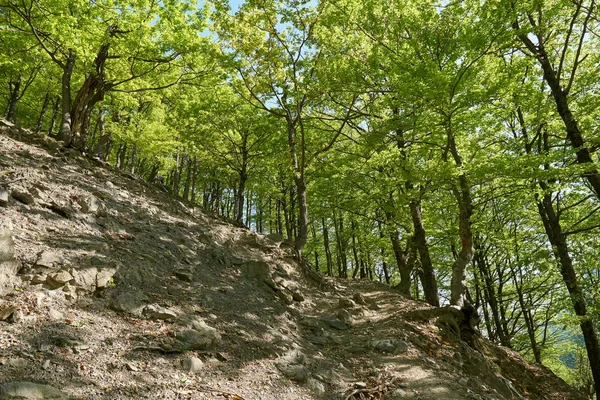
[0,120,587,399]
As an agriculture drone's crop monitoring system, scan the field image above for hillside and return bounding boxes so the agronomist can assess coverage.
[0,120,588,400]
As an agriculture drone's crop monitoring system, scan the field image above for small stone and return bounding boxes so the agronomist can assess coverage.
[383,388,410,399]
[31,274,47,284]
[277,364,308,382]
[338,298,356,309]
[0,381,69,399]
[77,195,101,214]
[125,362,139,371]
[458,377,469,386]
[182,356,204,373]
[329,319,348,330]
[0,187,8,206]
[0,305,18,320]
[46,270,73,288]
[48,309,64,321]
[175,270,193,282]
[277,291,294,305]
[354,382,367,389]
[143,304,178,320]
[306,378,326,396]
[292,290,305,302]
[11,189,35,205]
[106,181,115,189]
[110,291,149,317]
[42,359,51,370]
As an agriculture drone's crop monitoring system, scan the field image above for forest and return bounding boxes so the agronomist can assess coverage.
[1,0,599,396]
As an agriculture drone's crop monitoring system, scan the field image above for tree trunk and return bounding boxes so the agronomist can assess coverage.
[34,93,51,134]
[47,96,61,137]
[410,199,439,307]
[191,157,198,206]
[537,192,600,394]
[323,218,334,276]
[5,75,22,122]
[58,50,76,144]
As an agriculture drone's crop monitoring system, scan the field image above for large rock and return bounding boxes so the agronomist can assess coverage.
[1,381,69,399]
[77,195,102,214]
[110,291,149,317]
[0,218,15,262]
[174,316,221,350]
[34,251,64,270]
[11,189,35,205]
[70,267,98,289]
[46,270,73,288]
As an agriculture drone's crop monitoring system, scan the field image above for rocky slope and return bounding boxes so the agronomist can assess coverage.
[0,120,588,399]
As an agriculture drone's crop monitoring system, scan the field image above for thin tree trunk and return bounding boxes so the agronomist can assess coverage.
[58,50,76,144]
[5,75,22,122]
[47,96,60,137]
[410,199,439,307]
[34,92,51,134]
[323,218,333,276]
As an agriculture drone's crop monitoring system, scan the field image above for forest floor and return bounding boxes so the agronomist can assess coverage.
[0,120,589,399]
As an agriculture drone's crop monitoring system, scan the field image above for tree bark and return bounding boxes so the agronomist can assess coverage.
[323,218,334,276]
[47,96,61,137]
[34,93,51,134]
[5,75,22,122]
[410,199,439,307]
[58,50,76,144]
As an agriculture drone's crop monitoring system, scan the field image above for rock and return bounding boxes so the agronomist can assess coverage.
[182,357,204,373]
[338,298,356,309]
[337,309,353,325]
[0,305,18,320]
[174,328,220,350]
[143,304,178,320]
[77,195,101,214]
[370,339,408,354]
[0,381,69,399]
[352,293,366,305]
[70,267,97,289]
[47,309,64,321]
[292,290,305,302]
[110,291,149,317]
[11,189,35,205]
[106,181,115,189]
[175,316,221,349]
[31,274,47,285]
[48,201,73,218]
[175,270,193,282]
[230,255,245,265]
[0,219,15,262]
[8,357,28,368]
[0,187,8,206]
[46,270,73,288]
[329,319,348,330]
[277,364,309,382]
[243,260,270,278]
[96,267,117,288]
[307,378,326,396]
[34,251,64,270]
[458,377,469,386]
[277,291,294,305]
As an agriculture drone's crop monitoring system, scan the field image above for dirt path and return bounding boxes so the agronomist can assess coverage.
[0,121,587,400]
